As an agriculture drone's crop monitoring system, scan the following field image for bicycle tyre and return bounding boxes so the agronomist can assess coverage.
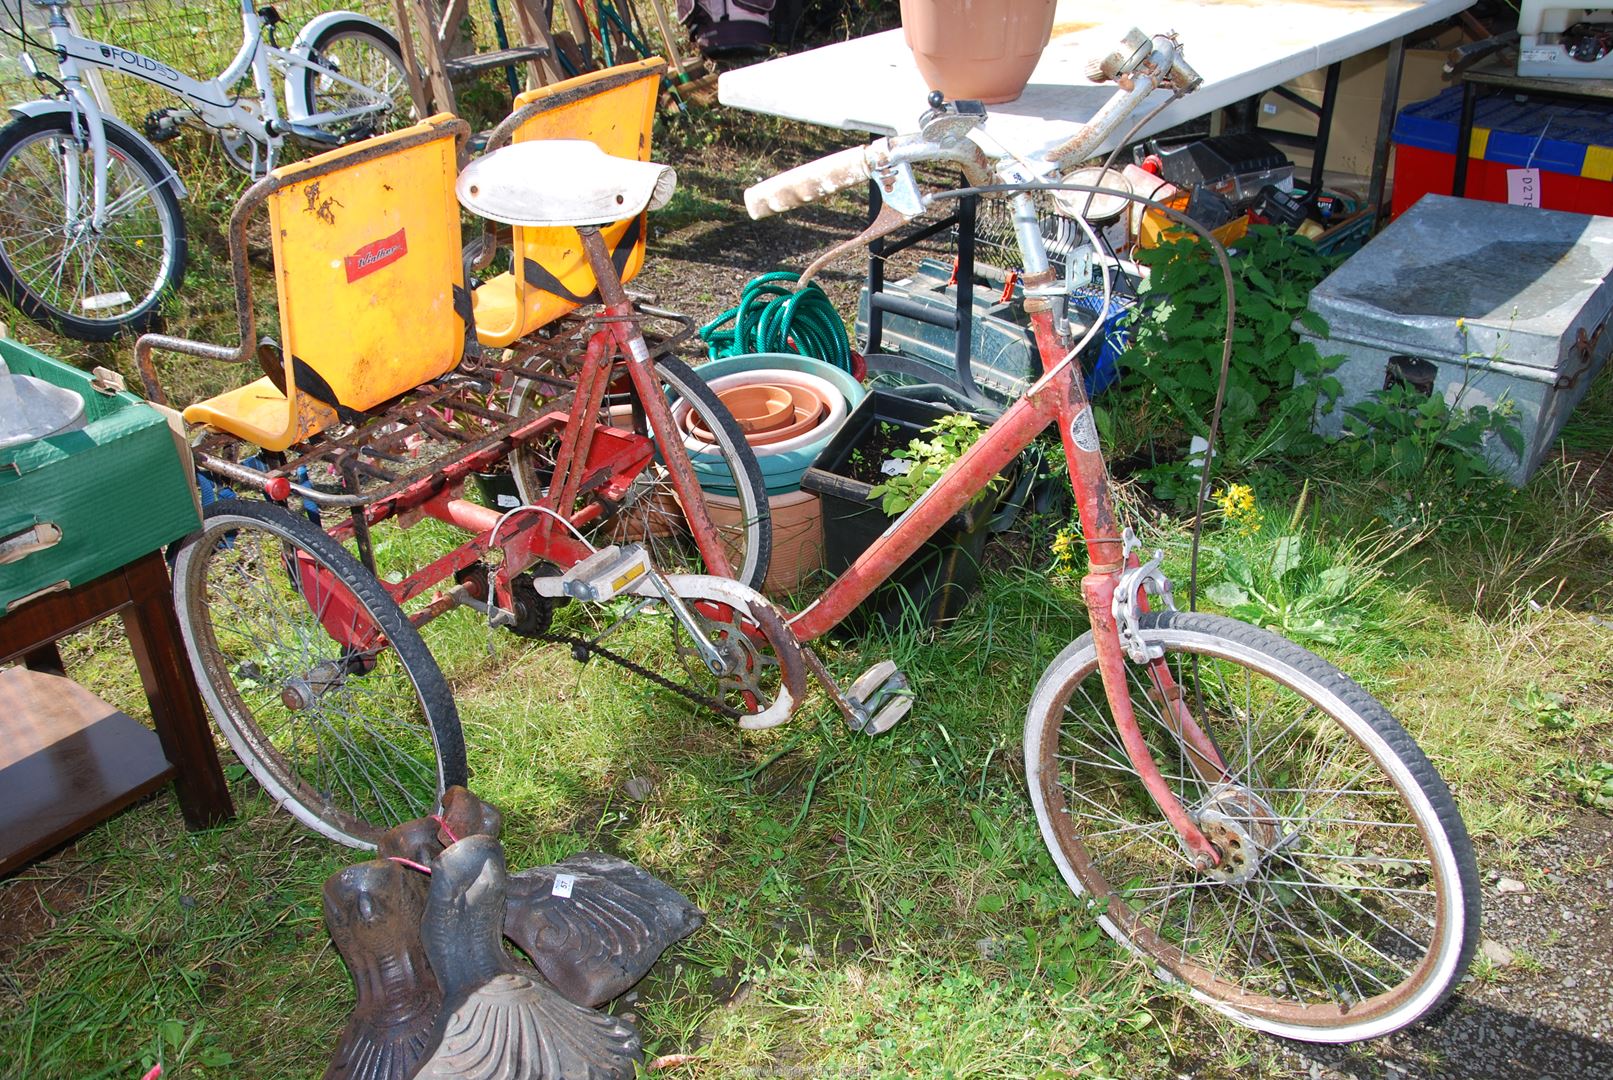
[296,19,414,141]
[510,354,772,592]
[0,112,186,341]
[1023,610,1479,1043]
[172,500,467,849]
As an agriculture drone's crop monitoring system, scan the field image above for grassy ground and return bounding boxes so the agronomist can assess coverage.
[3,7,1613,1078]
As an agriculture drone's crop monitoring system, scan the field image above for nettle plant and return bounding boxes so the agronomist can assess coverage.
[868,413,984,515]
[1121,224,1343,502]
[1343,382,1524,486]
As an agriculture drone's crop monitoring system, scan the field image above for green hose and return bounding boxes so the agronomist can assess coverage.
[698,271,853,373]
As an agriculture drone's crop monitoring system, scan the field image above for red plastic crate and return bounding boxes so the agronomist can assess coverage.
[1390,86,1613,218]
[1392,144,1613,218]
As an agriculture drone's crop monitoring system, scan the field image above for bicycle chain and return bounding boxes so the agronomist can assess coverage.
[533,630,744,719]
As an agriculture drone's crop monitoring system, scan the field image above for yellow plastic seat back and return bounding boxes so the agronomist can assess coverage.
[472,59,664,348]
[183,115,468,451]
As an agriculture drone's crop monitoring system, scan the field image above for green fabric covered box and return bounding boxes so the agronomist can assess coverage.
[1,338,200,612]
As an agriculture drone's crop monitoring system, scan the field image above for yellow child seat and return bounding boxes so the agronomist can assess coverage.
[471,58,665,349]
[183,115,469,451]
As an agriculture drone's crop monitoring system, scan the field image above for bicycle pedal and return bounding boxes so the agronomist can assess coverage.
[531,544,652,603]
[845,660,912,735]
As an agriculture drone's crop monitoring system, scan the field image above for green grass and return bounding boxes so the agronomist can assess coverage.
[10,437,1610,1076]
[3,4,1613,1073]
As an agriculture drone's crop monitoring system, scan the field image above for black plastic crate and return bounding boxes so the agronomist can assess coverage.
[799,391,1018,631]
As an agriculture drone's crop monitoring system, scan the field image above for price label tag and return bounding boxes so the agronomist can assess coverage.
[551,873,575,898]
[1507,168,1542,208]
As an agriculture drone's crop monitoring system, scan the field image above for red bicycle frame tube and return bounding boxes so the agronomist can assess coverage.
[787,299,1223,866]
[580,229,735,582]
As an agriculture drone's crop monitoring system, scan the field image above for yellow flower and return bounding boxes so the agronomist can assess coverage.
[1214,484,1264,536]
[1455,317,1466,332]
[1050,526,1080,576]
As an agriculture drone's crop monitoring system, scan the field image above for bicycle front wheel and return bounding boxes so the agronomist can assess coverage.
[0,113,185,341]
[172,500,466,848]
[1023,610,1479,1043]
[511,354,772,592]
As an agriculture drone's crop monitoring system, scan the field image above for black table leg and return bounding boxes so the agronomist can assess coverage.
[1453,80,1478,198]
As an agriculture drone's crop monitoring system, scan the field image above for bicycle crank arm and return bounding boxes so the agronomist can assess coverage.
[625,573,807,730]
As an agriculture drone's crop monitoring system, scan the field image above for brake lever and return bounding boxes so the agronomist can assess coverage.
[795,155,928,289]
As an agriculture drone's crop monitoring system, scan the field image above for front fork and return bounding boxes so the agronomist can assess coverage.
[59,81,109,230]
[1028,298,1229,870]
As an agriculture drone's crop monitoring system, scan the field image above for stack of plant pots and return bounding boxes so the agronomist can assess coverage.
[680,354,864,597]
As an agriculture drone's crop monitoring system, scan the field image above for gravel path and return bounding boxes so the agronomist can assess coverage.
[1258,811,1613,1079]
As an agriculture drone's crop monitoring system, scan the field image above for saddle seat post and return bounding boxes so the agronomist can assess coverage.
[575,227,734,582]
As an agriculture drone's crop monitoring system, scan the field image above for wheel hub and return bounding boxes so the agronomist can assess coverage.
[281,678,316,711]
[279,660,348,711]
[1194,783,1281,885]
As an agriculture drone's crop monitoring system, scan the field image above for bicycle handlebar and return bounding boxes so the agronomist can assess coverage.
[742,29,1198,225]
[744,143,874,219]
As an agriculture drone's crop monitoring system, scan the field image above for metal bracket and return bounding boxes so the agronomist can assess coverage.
[1113,527,1175,664]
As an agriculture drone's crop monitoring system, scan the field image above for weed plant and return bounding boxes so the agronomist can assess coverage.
[1117,224,1342,502]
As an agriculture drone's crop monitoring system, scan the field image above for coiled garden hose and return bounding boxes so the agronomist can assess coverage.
[698,271,853,373]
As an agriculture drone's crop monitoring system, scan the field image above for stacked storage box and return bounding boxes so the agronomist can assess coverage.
[1391,86,1613,218]
[1,339,199,611]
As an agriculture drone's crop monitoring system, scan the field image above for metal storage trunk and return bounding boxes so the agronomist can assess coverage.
[1299,195,1613,484]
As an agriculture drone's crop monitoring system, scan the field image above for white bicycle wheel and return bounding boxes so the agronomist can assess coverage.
[1023,610,1479,1042]
[0,112,185,340]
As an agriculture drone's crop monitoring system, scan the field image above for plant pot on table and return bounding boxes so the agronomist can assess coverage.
[799,390,1024,633]
[900,0,1057,104]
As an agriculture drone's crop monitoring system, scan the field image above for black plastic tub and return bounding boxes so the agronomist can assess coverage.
[800,391,1021,632]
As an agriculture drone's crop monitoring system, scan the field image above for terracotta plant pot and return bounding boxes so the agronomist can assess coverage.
[899,0,1057,104]
[743,384,827,448]
[714,383,794,436]
[705,488,824,598]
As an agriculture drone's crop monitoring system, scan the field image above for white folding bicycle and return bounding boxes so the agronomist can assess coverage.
[0,0,412,340]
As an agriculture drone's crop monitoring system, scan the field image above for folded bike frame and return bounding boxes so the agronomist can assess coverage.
[24,0,392,227]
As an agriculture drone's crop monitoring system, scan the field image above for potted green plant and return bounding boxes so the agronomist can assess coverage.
[800,390,1024,631]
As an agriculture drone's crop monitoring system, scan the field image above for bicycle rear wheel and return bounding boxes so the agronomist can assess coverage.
[296,19,415,141]
[1023,610,1479,1043]
[510,354,771,591]
[172,500,466,848]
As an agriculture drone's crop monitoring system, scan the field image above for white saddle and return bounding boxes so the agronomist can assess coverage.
[456,139,677,228]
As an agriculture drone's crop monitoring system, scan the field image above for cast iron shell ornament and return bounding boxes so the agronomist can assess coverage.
[320,787,704,1079]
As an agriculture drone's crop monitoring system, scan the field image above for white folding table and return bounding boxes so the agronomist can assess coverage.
[720,0,1472,168]
[718,0,1473,402]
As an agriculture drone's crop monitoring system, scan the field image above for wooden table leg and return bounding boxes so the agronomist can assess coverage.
[121,552,234,830]
[21,641,66,676]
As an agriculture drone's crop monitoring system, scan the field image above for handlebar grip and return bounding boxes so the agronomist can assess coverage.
[744,144,873,220]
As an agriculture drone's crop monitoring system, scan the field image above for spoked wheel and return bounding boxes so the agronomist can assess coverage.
[510,354,771,592]
[1024,611,1479,1043]
[296,20,415,143]
[0,113,185,340]
[172,500,466,848]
